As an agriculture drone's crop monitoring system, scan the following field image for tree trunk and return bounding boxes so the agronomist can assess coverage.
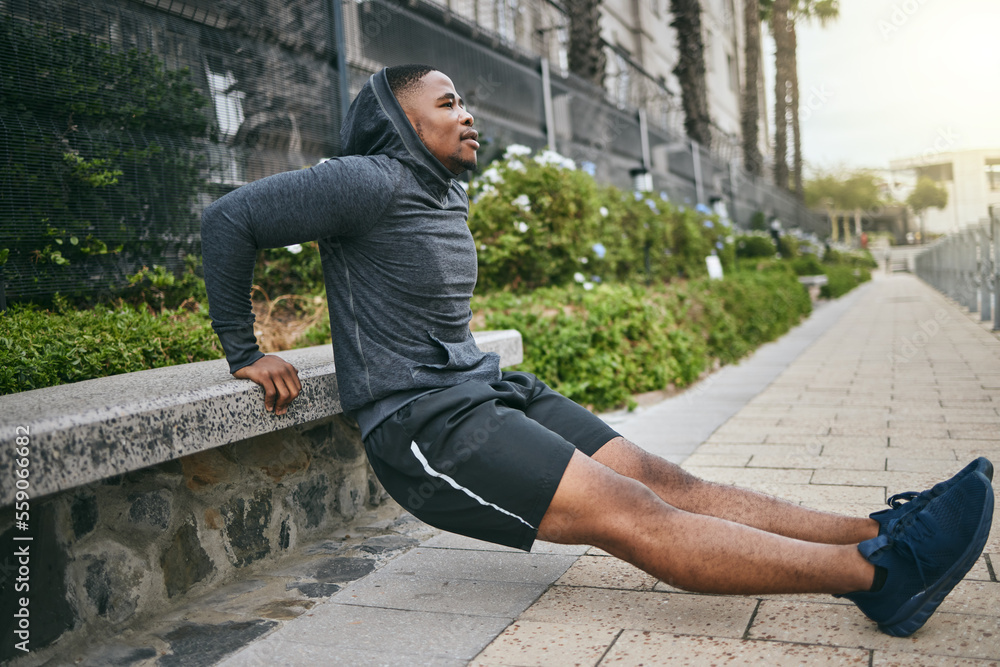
[771,0,790,191]
[740,0,763,176]
[789,18,803,199]
[669,0,712,148]
[567,0,606,87]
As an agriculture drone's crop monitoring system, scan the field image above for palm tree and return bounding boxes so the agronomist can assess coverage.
[669,0,712,148]
[761,0,839,195]
[769,0,791,191]
[788,0,838,198]
[740,0,763,176]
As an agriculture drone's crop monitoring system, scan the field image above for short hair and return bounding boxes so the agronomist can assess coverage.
[386,64,437,106]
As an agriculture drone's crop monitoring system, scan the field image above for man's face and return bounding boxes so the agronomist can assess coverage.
[400,71,478,175]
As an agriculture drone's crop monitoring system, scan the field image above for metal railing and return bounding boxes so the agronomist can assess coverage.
[914,215,1000,331]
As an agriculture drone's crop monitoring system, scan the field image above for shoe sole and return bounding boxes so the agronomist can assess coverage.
[878,471,994,637]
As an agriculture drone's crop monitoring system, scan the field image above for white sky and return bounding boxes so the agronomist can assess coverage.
[763,0,1000,174]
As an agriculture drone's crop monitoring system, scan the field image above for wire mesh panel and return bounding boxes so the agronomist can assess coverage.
[0,0,342,301]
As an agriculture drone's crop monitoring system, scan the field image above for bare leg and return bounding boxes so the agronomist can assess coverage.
[593,437,879,545]
[538,450,874,595]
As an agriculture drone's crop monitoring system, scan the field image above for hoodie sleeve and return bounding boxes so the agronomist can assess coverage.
[201,155,400,373]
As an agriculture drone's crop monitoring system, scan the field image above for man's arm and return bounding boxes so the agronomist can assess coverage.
[201,156,398,412]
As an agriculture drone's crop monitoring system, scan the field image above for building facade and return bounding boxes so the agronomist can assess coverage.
[889,148,1000,236]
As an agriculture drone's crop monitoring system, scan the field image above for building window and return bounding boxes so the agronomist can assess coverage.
[496,0,520,43]
[207,70,245,139]
[986,158,1000,191]
[613,52,631,109]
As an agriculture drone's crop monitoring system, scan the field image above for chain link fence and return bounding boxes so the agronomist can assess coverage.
[1,0,822,303]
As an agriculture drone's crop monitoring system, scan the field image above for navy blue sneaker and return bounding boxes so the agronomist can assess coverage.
[871,457,993,537]
[838,469,994,637]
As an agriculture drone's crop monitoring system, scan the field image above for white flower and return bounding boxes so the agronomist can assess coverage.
[481,167,504,184]
[599,206,609,218]
[516,221,529,233]
[506,159,526,173]
[579,257,588,264]
[533,149,575,170]
[645,199,659,213]
[583,281,594,290]
[503,144,532,159]
[285,244,303,254]
[574,272,585,283]
[479,183,497,196]
[512,194,531,212]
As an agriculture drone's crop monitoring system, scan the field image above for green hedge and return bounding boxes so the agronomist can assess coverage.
[473,270,811,411]
[0,302,220,394]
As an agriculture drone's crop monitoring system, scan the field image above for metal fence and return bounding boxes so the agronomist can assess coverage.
[1,0,823,303]
[914,214,1000,331]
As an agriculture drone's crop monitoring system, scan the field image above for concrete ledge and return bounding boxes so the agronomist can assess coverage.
[0,330,522,506]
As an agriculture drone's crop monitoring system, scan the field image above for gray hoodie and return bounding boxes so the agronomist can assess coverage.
[201,68,501,438]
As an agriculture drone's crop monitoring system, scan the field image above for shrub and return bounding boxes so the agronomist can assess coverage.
[790,254,824,276]
[468,146,735,292]
[820,265,871,299]
[0,301,220,394]
[735,234,777,259]
[473,270,810,411]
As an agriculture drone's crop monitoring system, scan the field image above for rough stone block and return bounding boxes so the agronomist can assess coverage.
[222,490,274,567]
[161,522,215,598]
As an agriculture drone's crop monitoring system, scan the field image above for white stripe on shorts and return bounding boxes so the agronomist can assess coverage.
[409,441,535,529]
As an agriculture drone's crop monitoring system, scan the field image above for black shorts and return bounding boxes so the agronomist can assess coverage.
[363,371,621,551]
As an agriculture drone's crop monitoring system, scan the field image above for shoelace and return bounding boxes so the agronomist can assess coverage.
[886,491,920,509]
[888,509,939,588]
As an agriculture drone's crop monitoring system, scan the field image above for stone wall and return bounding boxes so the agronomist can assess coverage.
[0,413,385,662]
[0,332,523,663]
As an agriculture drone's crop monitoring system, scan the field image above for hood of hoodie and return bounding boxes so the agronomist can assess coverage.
[340,68,458,201]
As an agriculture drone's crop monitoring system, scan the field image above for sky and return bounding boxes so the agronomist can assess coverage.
[763,0,1000,174]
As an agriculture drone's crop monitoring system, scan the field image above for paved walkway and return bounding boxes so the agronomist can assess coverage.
[218,274,1000,666]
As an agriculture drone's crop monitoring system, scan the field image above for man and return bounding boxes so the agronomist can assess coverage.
[202,65,994,638]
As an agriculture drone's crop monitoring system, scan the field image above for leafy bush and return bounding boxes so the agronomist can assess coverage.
[0,302,220,394]
[0,18,211,300]
[473,271,810,411]
[735,234,777,259]
[821,265,871,299]
[790,254,824,276]
[468,146,734,292]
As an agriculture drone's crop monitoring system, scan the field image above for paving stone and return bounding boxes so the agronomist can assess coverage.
[374,548,577,585]
[764,434,888,447]
[886,458,969,474]
[520,587,756,638]
[554,555,658,591]
[469,621,619,667]
[965,555,994,582]
[871,649,1000,666]
[218,605,510,665]
[936,579,1000,616]
[600,631,870,665]
[748,600,1000,660]
[747,454,887,471]
[333,573,548,617]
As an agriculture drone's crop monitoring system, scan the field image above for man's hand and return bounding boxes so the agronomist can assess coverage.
[233,355,302,415]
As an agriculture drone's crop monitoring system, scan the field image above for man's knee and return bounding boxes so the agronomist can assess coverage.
[537,450,673,546]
